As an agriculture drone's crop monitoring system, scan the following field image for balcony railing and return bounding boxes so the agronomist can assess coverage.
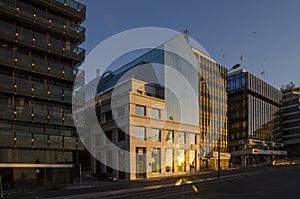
[0,47,76,82]
[55,0,86,12]
[0,20,85,62]
[35,0,86,22]
[0,0,85,41]
[0,104,15,120]
[0,103,75,127]
[0,74,14,93]
[0,73,73,104]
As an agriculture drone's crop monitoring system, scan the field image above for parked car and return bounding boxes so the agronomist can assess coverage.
[97,173,117,181]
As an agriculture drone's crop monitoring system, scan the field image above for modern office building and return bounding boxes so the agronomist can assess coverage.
[0,0,86,188]
[79,34,231,180]
[281,83,300,158]
[228,69,286,166]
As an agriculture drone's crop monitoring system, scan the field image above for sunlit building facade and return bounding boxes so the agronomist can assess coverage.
[228,69,286,166]
[87,35,230,180]
[0,0,86,187]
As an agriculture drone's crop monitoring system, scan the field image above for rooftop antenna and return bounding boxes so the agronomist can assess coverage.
[183,28,189,43]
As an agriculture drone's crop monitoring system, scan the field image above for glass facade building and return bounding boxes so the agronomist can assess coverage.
[0,0,86,188]
[228,69,286,166]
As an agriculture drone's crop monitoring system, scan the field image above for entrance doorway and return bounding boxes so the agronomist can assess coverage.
[136,147,146,178]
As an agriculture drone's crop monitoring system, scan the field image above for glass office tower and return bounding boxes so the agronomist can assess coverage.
[195,48,229,169]
[0,0,86,188]
[228,69,286,166]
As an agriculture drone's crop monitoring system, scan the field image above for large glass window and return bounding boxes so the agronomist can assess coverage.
[165,130,174,143]
[150,108,161,119]
[16,132,32,148]
[0,120,13,147]
[178,132,186,144]
[49,135,62,148]
[64,136,76,149]
[165,148,173,173]
[189,133,196,144]
[189,150,196,172]
[151,128,161,142]
[33,134,47,148]
[0,131,14,147]
[135,105,146,116]
[177,149,185,172]
[151,148,161,173]
[135,126,146,140]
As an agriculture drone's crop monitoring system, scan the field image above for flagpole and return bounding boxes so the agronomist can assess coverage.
[260,70,265,81]
[240,54,243,66]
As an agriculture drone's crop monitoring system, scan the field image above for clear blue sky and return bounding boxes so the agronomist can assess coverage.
[81,0,300,89]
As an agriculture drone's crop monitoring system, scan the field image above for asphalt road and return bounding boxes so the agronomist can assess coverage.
[105,165,300,199]
[5,165,299,199]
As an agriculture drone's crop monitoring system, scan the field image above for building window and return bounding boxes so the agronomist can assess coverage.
[135,105,146,116]
[135,126,146,140]
[165,130,174,143]
[189,150,196,172]
[151,128,161,142]
[105,130,113,143]
[178,132,186,144]
[49,135,62,148]
[150,108,161,119]
[117,128,126,142]
[189,133,196,144]
[137,90,143,95]
[165,148,173,173]
[105,111,113,121]
[177,149,185,172]
[64,136,76,150]
[100,114,106,123]
[33,134,47,148]
[151,148,161,173]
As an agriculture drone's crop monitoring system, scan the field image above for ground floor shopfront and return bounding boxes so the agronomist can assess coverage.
[0,164,73,190]
[230,149,287,166]
[92,149,231,181]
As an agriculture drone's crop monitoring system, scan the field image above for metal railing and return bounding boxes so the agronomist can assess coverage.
[0,20,85,62]
[0,103,74,126]
[0,75,73,104]
[0,47,76,81]
[48,0,86,13]
[0,0,85,40]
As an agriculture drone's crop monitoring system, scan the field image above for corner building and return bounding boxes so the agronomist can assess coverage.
[228,69,286,166]
[281,83,300,158]
[0,0,86,187]
[90,35,230,180]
